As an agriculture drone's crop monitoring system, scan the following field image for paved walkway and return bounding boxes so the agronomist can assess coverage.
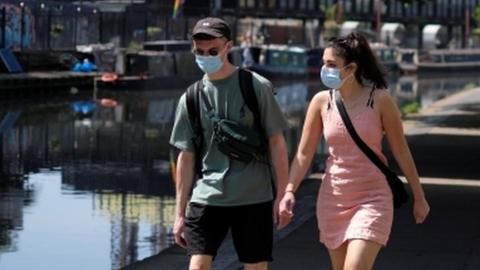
[123,87,480,270]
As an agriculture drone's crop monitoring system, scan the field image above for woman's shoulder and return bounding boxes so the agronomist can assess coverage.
[308,90,331,113]
[372,88,400,115]
[313,89,331,102]
[372,88,395,105]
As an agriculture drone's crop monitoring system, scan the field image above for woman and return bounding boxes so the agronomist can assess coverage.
[279,32,430,270]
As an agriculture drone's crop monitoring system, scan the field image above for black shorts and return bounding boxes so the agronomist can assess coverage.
[184,200,273,263]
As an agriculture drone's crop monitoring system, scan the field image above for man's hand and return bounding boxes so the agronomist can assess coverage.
[173,216,187,248]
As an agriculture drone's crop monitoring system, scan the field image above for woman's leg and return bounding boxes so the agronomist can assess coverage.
[244,262,268,270]
[189,255,213,270]
[327,242,348,270]
[343,239,382,270]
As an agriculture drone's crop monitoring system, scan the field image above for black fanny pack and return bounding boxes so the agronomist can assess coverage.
[213,118,266,163]
[200,89,266,163]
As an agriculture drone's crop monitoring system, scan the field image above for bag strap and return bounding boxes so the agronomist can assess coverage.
[186,69,276,197]
[186,80,204,176]
[239,68,264,135]
[334,90,394,177]
[239,69,276,198]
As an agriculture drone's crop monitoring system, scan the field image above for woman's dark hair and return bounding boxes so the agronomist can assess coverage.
[327,32,387,89]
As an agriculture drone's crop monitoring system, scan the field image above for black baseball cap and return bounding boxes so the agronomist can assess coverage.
[192,17,231,40]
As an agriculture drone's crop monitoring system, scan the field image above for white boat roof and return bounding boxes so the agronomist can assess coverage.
[427,49,480,55]
[258,44,307,53]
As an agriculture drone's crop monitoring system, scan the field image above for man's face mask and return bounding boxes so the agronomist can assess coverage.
[320,64,352,89]
[193,43,227,74]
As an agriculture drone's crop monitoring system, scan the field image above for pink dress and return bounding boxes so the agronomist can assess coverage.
[318,89,393,249]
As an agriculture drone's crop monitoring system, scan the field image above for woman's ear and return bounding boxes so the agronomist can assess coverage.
[346,62,358,74]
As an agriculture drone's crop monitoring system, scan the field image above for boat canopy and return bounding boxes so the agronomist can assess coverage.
[422,24,448,49]
[340,21,376,40]
[380,23,405,46]
[340,21,361,37]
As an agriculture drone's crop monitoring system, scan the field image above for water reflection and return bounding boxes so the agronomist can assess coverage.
[391,74,480,109]
[0,74,478,270]
[0,181,34,253]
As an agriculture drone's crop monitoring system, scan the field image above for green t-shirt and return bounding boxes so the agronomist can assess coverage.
[169,68,289,206]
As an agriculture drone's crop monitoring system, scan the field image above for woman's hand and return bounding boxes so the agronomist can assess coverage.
[413,197,430,224]
[277,191,296,229]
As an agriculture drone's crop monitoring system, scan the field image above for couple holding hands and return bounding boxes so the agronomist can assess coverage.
[170,17,430,270]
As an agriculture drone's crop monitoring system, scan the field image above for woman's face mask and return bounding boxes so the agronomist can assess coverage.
[320,64,352,89]
[193,43,228,74]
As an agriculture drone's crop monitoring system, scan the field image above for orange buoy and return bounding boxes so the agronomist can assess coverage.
[100,98,118,108]
[101,73,118,82]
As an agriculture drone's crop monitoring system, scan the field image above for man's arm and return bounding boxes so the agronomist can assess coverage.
[173,150,196,248]
[268,133,289,228]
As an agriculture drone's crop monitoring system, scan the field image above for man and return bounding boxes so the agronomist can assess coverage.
[169,17,290,270]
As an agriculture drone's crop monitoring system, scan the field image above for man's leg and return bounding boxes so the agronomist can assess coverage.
[189,255,213,270]
[185,203,229,270]
[231,201,274,267]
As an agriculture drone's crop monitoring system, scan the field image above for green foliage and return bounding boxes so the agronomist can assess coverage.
[473,6,480,38]
[473,5,480,36]
[126,41,142,53]
[399,0,433,4]
[463,83,478,90]
[147,27,162,39]
[324,4,337,21]
[474,6,480,22]
[323,4,339,40]
[51,24,64,38]
[401,102,421,117]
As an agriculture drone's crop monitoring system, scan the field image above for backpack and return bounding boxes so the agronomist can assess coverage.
[185,68,266,175]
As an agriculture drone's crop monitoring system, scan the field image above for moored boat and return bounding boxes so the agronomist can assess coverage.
[397,48,418,75]
[234,44,309,78]
[417,49,480,73]
[97,40,201,91]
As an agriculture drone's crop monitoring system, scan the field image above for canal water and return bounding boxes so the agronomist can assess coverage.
[0,74,478,270]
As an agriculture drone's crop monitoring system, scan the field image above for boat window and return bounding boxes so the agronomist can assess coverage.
[402,53,414,62]
[269,51,289,66]
[431,55,442,62]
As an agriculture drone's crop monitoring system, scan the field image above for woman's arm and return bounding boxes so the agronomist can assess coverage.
[285,92,326,193]
[378,91,430,223]
[278,92,326,228]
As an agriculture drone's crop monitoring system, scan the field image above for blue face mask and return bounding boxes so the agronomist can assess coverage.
[195,55,224,74]
[320,65,351,89]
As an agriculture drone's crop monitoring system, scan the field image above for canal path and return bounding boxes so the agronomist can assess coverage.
[0,74,478,270]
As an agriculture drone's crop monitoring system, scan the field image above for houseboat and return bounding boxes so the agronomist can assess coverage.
[231,45,324,78]
[396,48,418,74]
[416,49,480,73]
[233,44,310,78]
[370,44,399,73]
[306,48,324,77]
[97,40,201,91]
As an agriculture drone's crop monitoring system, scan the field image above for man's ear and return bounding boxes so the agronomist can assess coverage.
[226,40,234,50]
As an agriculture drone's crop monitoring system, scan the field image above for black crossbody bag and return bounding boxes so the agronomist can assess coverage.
[198,88,267,163]
[334,91,409,208]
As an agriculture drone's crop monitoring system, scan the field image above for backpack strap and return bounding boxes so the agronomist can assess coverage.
[239,68,277,198]
[238,68,264,136]
[186,79,204,176]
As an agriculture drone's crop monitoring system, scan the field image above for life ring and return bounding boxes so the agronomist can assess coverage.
[100,98,118,108]
[101,73,118,82]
